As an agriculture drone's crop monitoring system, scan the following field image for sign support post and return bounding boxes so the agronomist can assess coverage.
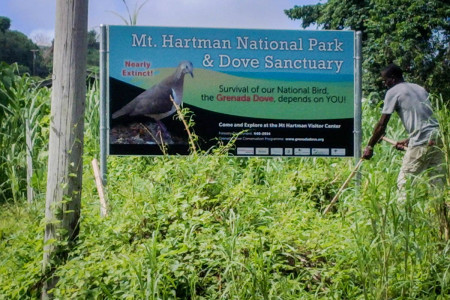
[354,31,363,185]
[354,31,363,161]
[100,25,108,185]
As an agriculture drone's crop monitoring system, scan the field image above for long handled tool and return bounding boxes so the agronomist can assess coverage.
[323,158,364,214]
[381,136,396,146]
[381,136,408,150]
[323,136,405,215]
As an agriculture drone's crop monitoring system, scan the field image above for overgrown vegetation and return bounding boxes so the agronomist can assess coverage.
[285,0,450,98]
[0,64,449,299]
[0,63,50,203]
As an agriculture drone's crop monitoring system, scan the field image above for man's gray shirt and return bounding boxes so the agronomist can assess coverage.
[382,82,439,147]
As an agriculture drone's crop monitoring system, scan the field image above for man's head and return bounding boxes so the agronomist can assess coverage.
[381,63,404,88]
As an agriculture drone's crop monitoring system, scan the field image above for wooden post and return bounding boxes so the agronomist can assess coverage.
[42,0,88,298]
[92,159,108,217]
[26,118,34,203]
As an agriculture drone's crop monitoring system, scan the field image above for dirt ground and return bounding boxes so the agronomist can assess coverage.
[110,121,187,145]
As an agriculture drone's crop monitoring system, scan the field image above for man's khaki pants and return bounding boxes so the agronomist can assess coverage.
[397,143,445,191]
[397,142,448,239]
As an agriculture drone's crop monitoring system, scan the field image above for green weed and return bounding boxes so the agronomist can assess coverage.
[1,67,449,299]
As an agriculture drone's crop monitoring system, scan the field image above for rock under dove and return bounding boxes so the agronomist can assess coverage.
[112,61,194,125]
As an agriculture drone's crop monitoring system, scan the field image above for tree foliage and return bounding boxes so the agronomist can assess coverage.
[0,16,49,76]
[87,29,100,71]
[0,17,11,33]
[0,17,100,78]
[285,0,450,99]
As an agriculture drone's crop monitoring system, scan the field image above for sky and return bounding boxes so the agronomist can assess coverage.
[1,0,323,45]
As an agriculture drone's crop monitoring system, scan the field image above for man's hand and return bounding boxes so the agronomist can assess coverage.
[365,114,391,160]
[362,146,374,160]
[395,138,409,151]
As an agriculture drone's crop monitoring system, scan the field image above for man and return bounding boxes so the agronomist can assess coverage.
[363,63,447,238]
[363,63,444,187]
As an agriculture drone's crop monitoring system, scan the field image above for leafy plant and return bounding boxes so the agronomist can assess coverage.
[1,72,449,299]
[109,0,150,26]
[0,63,50,203]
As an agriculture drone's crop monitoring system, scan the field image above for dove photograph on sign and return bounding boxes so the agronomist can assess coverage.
[111,61,193,147]
[106,25,356,156]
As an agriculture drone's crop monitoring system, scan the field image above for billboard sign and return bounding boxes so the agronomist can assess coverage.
[106,26,356,156]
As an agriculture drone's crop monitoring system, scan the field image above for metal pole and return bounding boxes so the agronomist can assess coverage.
[354,31,363,183]
[31,49,38,76]
[100,25,108,185]
[354,31,362,160]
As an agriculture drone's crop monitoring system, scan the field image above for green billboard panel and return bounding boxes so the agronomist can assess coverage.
[107,26,356,156]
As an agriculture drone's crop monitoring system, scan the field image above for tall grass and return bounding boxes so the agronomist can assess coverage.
[432,94,450,185]
[352,96,450,299]
[431,94,450,241]
[84,80,100,157]
[0,66,449,299]
[109,0,149,26]
[0,64,50,203]
[0,66,100,204]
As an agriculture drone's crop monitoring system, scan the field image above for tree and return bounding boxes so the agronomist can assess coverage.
[285,0,450,99]
[0,16,11,33]
[0,16,50,77]
[42,0,88,297]
[87,29,99,71]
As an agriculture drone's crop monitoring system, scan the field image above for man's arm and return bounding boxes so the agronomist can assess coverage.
[362,114,391,159]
